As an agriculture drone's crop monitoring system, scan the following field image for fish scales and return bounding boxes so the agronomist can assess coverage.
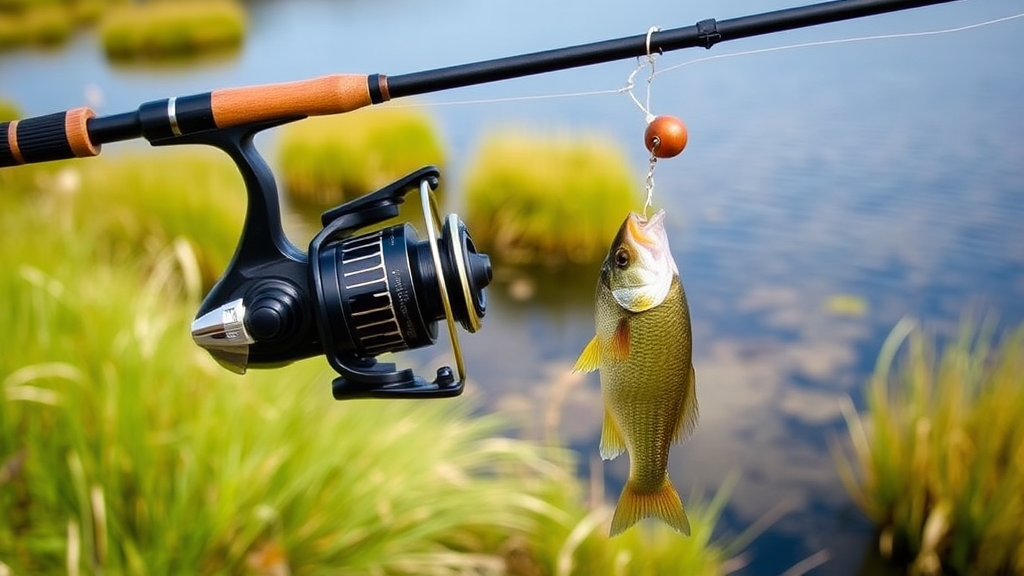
[599,276,691,490]
[574,210,697,537]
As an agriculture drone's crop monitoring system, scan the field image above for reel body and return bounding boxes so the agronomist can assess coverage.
[178,120,490,399]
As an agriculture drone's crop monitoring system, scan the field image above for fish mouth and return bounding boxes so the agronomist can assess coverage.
[626,210,666,249]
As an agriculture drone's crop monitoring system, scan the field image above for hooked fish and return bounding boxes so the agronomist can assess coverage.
[573,209,697,537]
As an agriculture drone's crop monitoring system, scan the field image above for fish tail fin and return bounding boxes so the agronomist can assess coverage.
[609,475,691,537]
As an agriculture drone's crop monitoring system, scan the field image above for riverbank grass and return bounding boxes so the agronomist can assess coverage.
[277,106,446,209]
[1,153,735,574]
[100,0,245,61]
[836,318,1024,576]
[462,130,642,267]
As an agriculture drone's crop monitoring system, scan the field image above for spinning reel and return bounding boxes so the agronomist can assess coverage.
[181,120,491,399]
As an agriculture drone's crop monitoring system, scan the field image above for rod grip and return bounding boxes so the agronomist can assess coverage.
[0,107,101,167]
[210,73,384,128]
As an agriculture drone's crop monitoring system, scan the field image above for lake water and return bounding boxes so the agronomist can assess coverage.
[3,0,1023,574]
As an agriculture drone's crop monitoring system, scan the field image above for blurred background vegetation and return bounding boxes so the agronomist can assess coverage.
[0,119,734,573]
[3,1,1024,574]
[0,0,244,60]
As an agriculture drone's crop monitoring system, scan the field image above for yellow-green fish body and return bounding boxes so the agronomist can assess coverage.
[574,210,697,537]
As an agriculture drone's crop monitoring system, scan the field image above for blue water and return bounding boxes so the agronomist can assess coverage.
[3,0,1023,574]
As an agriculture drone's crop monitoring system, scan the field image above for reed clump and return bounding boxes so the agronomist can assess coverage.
[277,106,446,209]
[99,0,245,62]
[0,2,74,48]
[836,317,1024,576]
[462,130,642,268]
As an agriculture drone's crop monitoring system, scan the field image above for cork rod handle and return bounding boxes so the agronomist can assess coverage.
[210,74,385,128]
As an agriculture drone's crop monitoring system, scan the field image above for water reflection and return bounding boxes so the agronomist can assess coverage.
[3,0,1024,573]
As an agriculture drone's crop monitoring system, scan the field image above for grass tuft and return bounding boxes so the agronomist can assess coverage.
[99,0,245,61]
[462,130,642,268]
[277,106,446,210]
[835,317,1024,576]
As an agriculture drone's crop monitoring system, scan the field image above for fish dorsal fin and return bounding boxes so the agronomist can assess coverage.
[673,366,699,444]
[572,335,601,373]
[609,317,630,361]
[600,406,626,460]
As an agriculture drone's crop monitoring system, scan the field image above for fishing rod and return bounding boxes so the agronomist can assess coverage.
[0,0,965,400]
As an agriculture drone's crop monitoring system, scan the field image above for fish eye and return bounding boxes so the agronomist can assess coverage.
[614,247,630,268]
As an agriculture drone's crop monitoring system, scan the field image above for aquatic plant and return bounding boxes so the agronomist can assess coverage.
[462,130,642,268]
[277,106,446,209]
[0,3,74,48]
[835,317,1024,576]
[99,0,245,62]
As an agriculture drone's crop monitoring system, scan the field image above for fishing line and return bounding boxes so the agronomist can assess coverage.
[382,11,1024,110]
[636,26,662,217]
[654,10,1024,78]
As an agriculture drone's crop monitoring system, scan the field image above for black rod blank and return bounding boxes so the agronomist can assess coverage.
[74,0,964,151]
[385,0,962,99]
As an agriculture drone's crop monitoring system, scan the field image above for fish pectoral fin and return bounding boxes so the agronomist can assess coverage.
[672,365,699,444]
[600,407,626,460]
[609,317,630,361]
[572,336,601,373]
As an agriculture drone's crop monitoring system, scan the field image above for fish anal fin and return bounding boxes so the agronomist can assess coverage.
[673,365,699,444]
[599,406,626,460]
[572,336,601,373]
[609,317,630,361]
[609,475,691,537]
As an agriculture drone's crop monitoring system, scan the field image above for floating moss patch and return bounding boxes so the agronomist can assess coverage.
[462,130,642,268]
[100,0,245,61]
[277,106,446,209]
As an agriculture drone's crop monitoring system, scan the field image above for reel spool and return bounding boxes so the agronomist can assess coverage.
[309,168,491,399]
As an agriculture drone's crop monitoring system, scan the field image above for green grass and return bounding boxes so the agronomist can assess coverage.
[99,0,245,61]
[517,464,737,576]
[0,98,18,121]
[462,130,642,268]
[277,106,446,210]
[1,154,734,574]
[835,317,1024,576]
[0,150,247,290]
